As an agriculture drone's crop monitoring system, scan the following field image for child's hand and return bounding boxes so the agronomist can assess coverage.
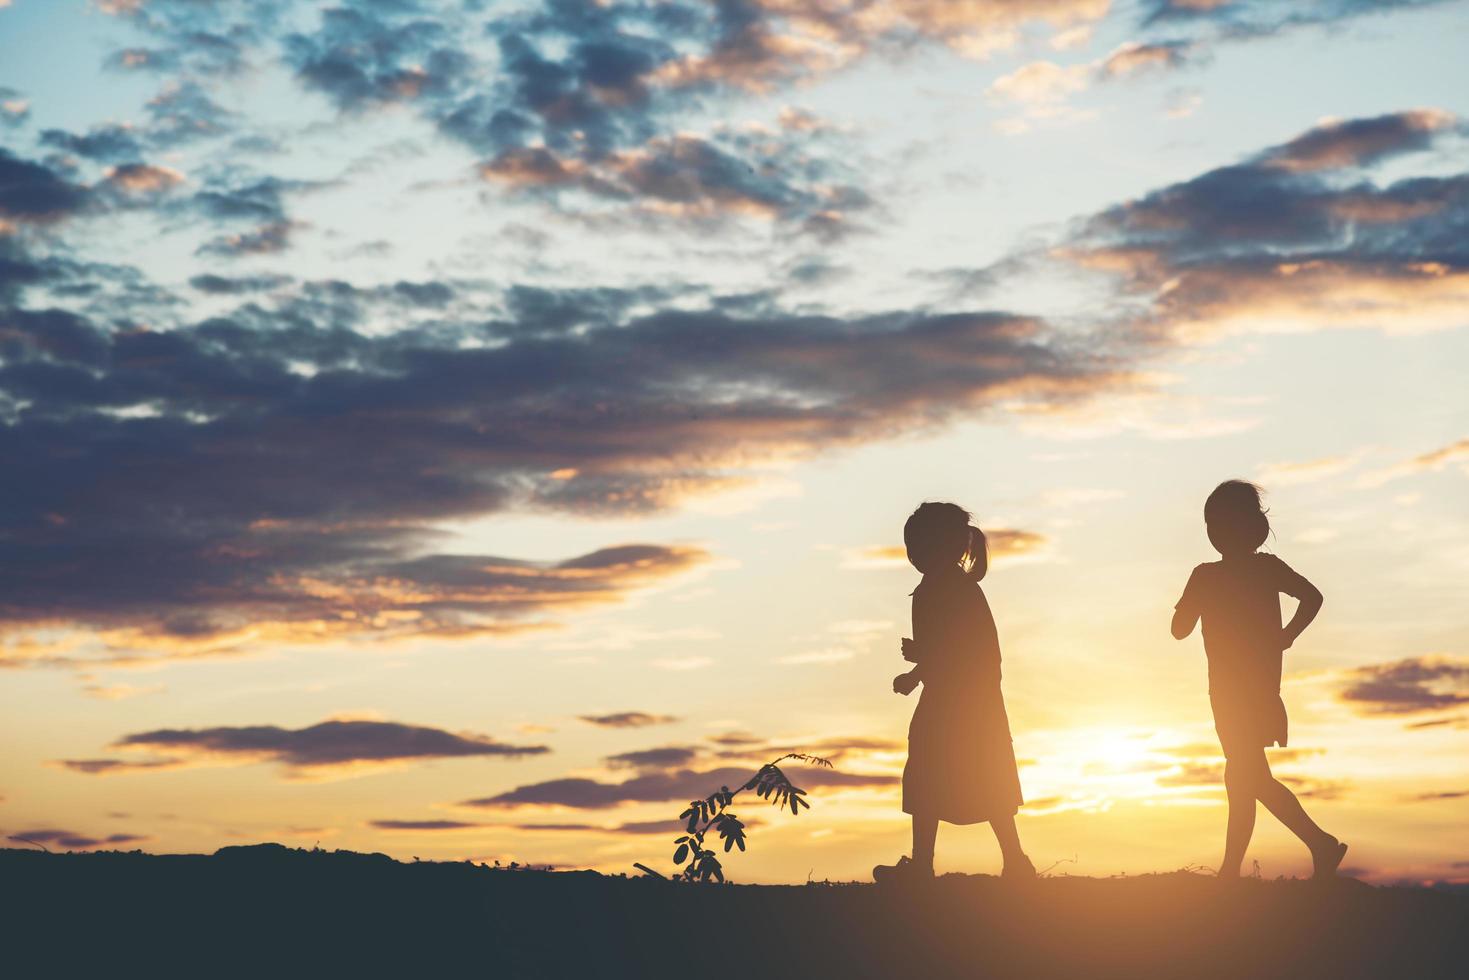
[893,671,920,696]
[900,637,919,663]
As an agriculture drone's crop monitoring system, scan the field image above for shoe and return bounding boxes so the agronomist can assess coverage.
[873,855,933,884]
[1002,854,1037,879]
[1312,838,1348,880]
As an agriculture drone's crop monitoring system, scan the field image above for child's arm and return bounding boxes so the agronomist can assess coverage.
[1171,566,1204,640]
[894,590,935,695]
[1272,557,1323,650]
[894,640,925,695]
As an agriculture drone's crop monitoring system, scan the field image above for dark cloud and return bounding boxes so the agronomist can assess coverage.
[189,273,295,295]
[370,819,483,831]
[579,712,681,729]
[707,732,764,747]
[9,828,147,851]
[58,719,549,778]
[40,125,146,164]
[185,173,327,228]
[1338,656,1469,715]
[479,131,870,236]
[605,746,702,771]
[1141,0,1454,36]
[284,6,472,112]
[1261,110,1459,173]
[714,736,904,764]
[180,174,331,258]
[0,149,90,224]
[53,758,181,775]
[95,0,281,78]
[1066,109,1468,338]
[462,765,897,809]
[0,258,1107,661]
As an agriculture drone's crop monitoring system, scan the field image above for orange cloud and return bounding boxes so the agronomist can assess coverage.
[104,162,185,194]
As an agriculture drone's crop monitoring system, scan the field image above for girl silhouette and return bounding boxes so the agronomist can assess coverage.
[874,502,1033,882]
[1172,480,1346,879]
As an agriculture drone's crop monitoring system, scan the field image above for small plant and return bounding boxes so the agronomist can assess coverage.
[668,753,832,883]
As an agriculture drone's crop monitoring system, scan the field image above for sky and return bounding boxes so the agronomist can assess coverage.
[0,0,1466,884]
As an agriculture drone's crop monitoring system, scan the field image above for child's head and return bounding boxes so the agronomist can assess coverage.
[1204,480,1270,557]
[904,502,988,581]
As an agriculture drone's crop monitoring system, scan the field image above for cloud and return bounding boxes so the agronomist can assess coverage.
[188,273,294,295]
[715,736,904,764]
[103,163,186,197]
[605,746,702,771]
[1337,656,1469,715]
[578,712,681,729]
[0,87,29,127]
[79,680,165,701]
[846,528,1050,569]
[1256,452,1365,486]
[1099,41,1196,77]
[461,764,897,809]
[196,220,300,257]
[369,819,483,831]
[989,61,1093,104]
[1064,109,1469,338]
[987,40,1199,132]
[1141,0,1455,37]
[1261,109,1457,173]
[0,149,90,224]
[53,758,183,775]
[1359,438,1469,487]
[0,253,1109,662]
[480,131,871,237]
[284,7,471,113]
[55,719,550,780]
[41,124,146,163]
[9,828,147,851]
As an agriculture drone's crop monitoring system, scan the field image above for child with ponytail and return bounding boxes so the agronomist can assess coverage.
[874,502,1033,882]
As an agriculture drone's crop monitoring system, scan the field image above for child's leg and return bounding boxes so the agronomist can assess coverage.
[1255,758,1333,850]
[912,812,938,872]
[1220,747,1263,877]
[990,812,1027,865]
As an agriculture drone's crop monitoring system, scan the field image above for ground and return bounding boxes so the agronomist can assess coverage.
[3,844,1466,977]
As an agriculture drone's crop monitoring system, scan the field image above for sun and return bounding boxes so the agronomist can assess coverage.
[1088,729,1158,775]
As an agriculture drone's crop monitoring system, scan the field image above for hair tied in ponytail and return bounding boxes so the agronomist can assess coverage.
[965,525,989,582]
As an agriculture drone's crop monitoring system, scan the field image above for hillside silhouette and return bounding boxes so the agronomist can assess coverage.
[4,844,1466,977]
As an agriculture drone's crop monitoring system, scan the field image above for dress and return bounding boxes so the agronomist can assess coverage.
[901,566,1024,825]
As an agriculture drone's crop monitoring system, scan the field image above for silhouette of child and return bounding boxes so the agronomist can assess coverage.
[874,502,1033,883]
[1171,480,1347,880]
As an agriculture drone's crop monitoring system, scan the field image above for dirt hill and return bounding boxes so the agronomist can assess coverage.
[3,844,1465,977]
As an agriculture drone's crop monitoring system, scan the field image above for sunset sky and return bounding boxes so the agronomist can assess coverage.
[1,0,1466,884]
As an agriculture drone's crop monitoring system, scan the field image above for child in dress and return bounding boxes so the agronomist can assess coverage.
[874,502,1033,882]
[1172,480,1346,879]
